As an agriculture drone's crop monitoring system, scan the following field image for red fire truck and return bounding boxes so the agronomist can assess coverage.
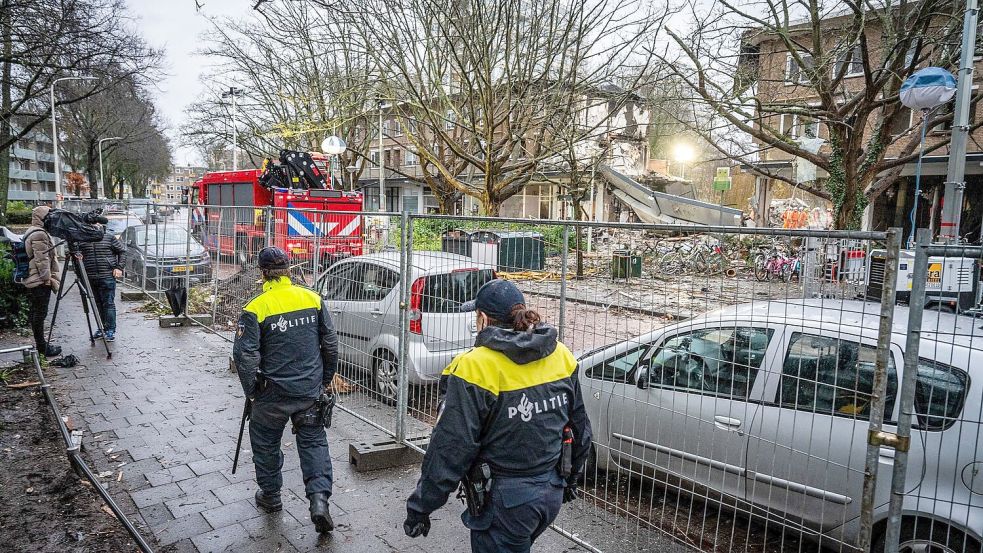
[192,151,363,266]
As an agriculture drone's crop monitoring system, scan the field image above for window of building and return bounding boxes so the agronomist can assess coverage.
[779,113,820,139]
[779,333,898,421]
[382,118,390,135]
[786,52,815,84]
[423,186,439,213]
[393,118,402,136]
[834,45,864,78]
[370,151,379,164]
[931,101,976,134]
[445,110,456,130]
[405,151,419,166]
[888,107,914,136]
[403,193,419,213]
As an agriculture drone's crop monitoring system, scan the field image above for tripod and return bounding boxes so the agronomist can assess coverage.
[47,240,112,359]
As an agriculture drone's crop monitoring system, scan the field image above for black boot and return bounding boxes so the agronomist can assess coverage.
[309,492,333,533]
[44,345,62,358]
[254,489,282,512]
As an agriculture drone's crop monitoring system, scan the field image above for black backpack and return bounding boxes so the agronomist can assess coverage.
[7,229,40,284]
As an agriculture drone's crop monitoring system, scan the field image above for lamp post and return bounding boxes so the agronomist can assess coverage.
[51,76,98,200]
[98,136,121,199]
[378,99,386,212]
[221,87,244,170]
[346,165,357,192]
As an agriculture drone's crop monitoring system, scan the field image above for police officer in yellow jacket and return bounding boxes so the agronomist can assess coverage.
[404,279,593,552]
[233,247,338,533]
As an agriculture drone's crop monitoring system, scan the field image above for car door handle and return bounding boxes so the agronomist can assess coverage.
[370,309,383,316]
[713,416,743,432]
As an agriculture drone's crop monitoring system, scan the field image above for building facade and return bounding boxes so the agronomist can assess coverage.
[742,13,983,233]
[7,128,70,202]
[352,92,651,220]
[152,165,208,203]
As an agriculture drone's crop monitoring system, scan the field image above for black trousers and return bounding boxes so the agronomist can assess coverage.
[27,285,52,352]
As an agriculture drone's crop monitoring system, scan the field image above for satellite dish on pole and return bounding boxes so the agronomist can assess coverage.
[321,136,347,155]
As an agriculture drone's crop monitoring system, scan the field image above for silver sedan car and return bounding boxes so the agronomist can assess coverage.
[580,299,981,552]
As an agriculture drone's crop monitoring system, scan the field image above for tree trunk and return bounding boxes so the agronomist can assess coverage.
[0,0,12,220]
[86,141,99,199]
[482,195,503,216]
[571,198,584,279]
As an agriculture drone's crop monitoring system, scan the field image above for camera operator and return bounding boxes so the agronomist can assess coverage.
[22,205,61,357]
[78,225,125,342]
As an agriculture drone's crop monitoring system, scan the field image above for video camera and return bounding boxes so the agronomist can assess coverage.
[43,208,107,244]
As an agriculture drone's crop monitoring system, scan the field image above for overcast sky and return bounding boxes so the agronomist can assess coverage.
[125,0,252,166]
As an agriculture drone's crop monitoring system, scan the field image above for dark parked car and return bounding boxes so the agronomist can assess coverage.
[121,224,211,289]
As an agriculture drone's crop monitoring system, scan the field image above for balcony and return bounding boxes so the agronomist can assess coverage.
[10,168,37,180]
[36,151,55,162]
[12,147,37,161]
[37,171,56,181]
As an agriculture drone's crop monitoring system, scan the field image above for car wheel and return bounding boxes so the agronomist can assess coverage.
[873,518,981,553]
[372,350,399,404]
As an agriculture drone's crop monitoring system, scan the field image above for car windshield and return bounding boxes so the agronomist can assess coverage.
[421,269,495,313]
[105,218,130,235]
[136,226,191,245]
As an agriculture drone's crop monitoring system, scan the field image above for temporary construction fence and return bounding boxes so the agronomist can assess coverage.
[55,200,982,553]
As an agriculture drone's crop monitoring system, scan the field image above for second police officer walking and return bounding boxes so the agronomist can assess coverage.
[404,279,593,552]
[233,247,339,533]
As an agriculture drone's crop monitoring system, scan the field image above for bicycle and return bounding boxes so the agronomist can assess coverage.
[753,245,798,282]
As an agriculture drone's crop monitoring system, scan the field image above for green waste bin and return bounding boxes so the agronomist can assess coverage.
[612,249,642,279]
[470,230,545,270]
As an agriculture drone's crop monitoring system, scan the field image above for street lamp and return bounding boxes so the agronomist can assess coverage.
[51,76,98,200]
[321,136,347,189]
[672,143,696,180]
[98,136,122,199]
[900,67,957,246]
[221,86,244,170]
[346,164,357,192]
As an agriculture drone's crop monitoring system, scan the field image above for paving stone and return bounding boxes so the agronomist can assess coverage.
[165,489,223,519]
[158,537,197,552]
[130,482,185,509]
[177,470,229,494]
[190,522,249,551]
[154,513,212,547]
[201,499,261,530]
[213,480,258,506]
[139,502,176,528]
[188,455,230,477]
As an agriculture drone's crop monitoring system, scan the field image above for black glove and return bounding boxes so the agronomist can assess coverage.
[403,509,431,538]
[563,484,579,503]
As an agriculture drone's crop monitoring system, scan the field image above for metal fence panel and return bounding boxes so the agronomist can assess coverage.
[880,229,983,553]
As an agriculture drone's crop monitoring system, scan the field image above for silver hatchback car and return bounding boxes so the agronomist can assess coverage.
[580,299,981,552]
[316,251,495,398]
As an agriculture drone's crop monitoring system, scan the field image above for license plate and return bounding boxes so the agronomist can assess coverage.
[171,265,191,272]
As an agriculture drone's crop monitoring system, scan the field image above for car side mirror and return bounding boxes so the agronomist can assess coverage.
[636,364,651,389]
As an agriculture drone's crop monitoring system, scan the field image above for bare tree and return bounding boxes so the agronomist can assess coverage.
[347,0,664,215]
[60,77,168,198]
[660,0,979,228]
[182,1,376,189]
[0,0,161,213]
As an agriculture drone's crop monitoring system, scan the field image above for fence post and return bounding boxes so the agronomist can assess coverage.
[883,227,931,553]
[140,210,149,295]
[858,226,902,551]
[558,223,569,342]
[312,209,323,285]
[184,203,193,294]
[210,206,222,326]
[395,212,413,444]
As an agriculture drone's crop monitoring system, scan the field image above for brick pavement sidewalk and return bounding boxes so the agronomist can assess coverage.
[13,288,589,553]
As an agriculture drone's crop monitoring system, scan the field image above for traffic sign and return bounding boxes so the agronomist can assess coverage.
[712,167,732,192]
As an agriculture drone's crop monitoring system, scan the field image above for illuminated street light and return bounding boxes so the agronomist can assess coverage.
[672,143,696,179]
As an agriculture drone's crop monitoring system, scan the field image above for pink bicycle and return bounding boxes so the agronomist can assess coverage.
[753,247,798,282]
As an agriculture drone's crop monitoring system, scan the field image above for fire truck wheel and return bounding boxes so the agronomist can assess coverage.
[371,350,398,405]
